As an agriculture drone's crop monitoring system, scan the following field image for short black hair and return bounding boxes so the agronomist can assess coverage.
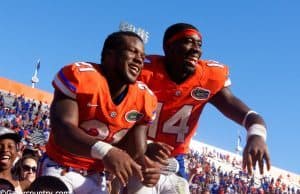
[101,31,143,63]
[26,176,69,192]
[0,178,15,191]
[163,23,199,47]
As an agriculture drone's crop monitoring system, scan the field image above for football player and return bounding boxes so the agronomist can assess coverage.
[132,23,271,194]
[39,31,157,194]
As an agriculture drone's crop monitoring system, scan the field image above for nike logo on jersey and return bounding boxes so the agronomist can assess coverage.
[87,103,99,107]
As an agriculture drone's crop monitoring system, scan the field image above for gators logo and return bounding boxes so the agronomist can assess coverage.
[191,87,210,100]
[125,110,144,123]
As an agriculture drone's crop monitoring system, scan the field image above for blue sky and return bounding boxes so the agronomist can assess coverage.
[1,1,299,174]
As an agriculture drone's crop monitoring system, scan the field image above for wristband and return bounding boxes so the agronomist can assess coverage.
[247,124,267,142]
[91,141,113,160]
[242,110,258,127]
[160,157,179,175]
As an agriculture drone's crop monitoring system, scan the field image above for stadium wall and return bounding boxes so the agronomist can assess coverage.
[0,77,53,103]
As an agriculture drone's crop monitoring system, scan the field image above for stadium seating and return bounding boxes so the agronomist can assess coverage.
[0,80,299,194]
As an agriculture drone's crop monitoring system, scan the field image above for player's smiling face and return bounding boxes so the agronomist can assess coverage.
[167,33,202,74]
[116,36,145,84]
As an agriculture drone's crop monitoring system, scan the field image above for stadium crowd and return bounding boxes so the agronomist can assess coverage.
[186,149,300,194]
[1,90,300,193]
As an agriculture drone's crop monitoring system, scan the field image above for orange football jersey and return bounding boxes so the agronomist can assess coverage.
[46,62,157,170]
[139,55,230,156]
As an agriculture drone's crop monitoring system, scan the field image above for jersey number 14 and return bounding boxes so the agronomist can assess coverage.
[148,102,193,142]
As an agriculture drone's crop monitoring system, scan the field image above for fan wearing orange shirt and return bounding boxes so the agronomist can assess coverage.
[39,31,157,194]
[130,23,271,194]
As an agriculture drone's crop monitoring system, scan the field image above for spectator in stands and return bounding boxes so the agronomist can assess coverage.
[0,127,22,192]
[12,154,38,190]
[39,31,157,193]
[19,155,37,183]
[0,93,5,109]
[21,140,42,157]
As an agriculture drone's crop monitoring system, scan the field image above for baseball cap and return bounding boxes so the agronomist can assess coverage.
[0,127,21,143]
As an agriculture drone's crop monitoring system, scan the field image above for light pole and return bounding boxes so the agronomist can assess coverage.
[31,59,40,88]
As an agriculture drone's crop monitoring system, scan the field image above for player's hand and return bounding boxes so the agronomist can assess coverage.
[103,147,143,186]
[141,156,162,187]
[243,135,271,175]
[146,142,174,165]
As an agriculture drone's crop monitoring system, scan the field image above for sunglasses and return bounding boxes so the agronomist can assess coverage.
[22,164,37,172]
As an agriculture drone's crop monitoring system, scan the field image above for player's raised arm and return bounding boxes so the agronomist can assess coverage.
[209,87,271,175]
